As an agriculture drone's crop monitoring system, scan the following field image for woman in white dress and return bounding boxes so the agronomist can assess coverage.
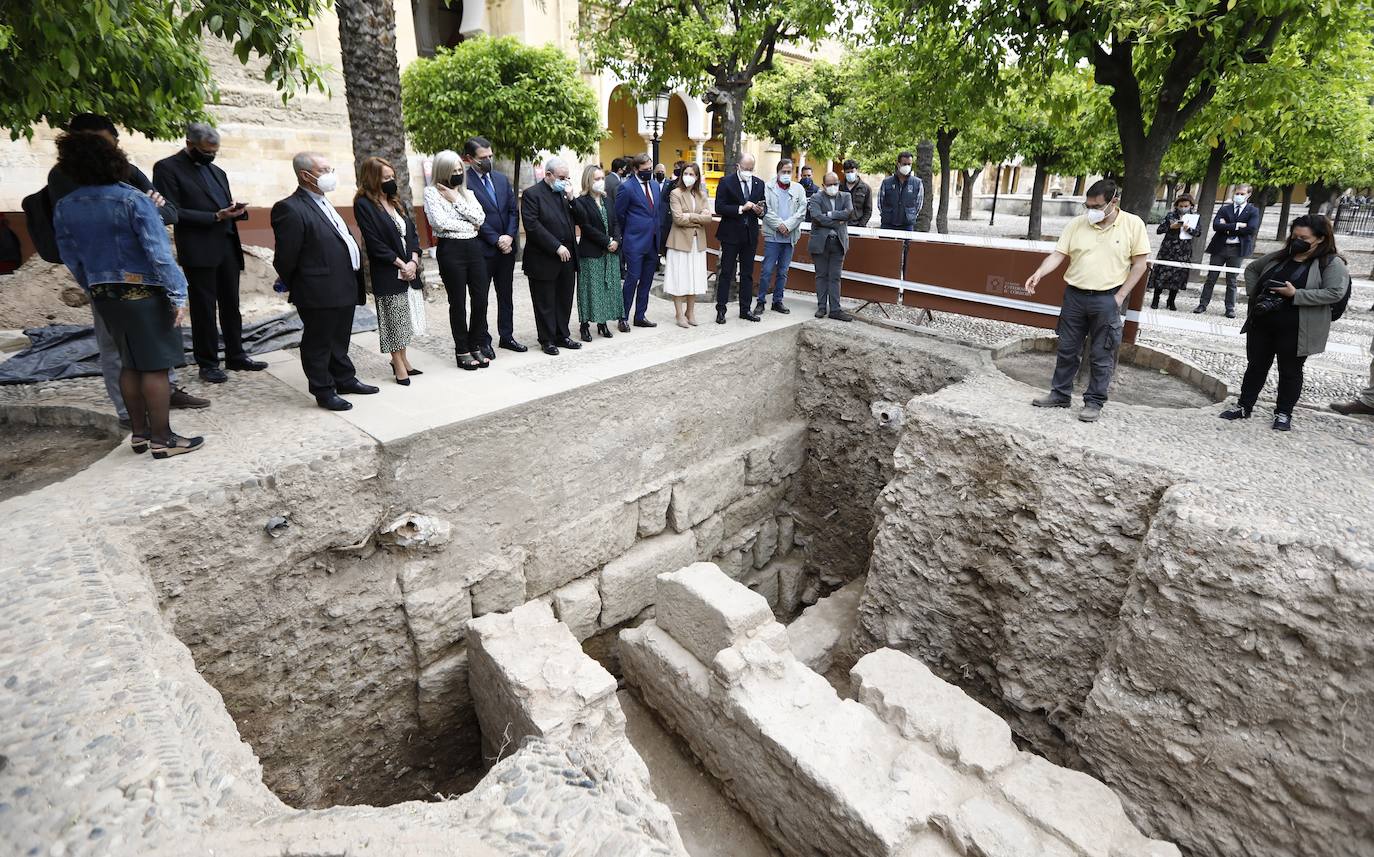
[665,162,712,327]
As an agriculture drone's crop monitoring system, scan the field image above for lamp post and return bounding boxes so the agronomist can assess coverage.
[647,91,670,167]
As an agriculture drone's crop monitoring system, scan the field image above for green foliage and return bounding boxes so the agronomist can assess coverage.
[400,36,603,163]
[743,59,845,160]
[1001,65,1113,175]
[0,0,328,140]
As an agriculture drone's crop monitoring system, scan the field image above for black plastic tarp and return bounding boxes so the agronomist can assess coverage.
[0,307,377,385]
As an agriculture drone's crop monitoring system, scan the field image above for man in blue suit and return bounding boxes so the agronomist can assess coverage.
[464,136,527,354]
[1194,184,1262,318]
[614,152,661,331]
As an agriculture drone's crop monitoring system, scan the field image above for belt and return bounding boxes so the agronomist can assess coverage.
[1066,284,1121,295]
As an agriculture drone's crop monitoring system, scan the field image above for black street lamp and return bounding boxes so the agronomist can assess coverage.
[647,91,670,167]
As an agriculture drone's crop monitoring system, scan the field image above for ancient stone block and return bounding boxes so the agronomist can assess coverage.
[946,795,1074,857]
[551,576,601,641]
[788,577,865,675]
[693,512,725,560]
[668,455,747,531]
[853,648,1017,778]
[655,563,775,667]
[417,647,470,732]
[525,502,638,599]
[742,565,780,611]
[720,482,790,537]
[996,755,1134,857]
[745,421,808,485]
[713,548,746,580]
[774,555,807,617]
[752,517,779,569]
[378,512,453,549]
[638,485,672,538]
[599,531,698,628]
[470,549,527,616]
[399,569,472,668]
[777,514,796,555]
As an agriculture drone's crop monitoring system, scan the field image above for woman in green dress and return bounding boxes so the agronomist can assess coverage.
[572,165,623,341]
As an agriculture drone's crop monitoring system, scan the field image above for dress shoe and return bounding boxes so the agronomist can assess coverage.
[579,322,593,342]
[1331,400,1374,416]
[541,344,560,356]
[753,301,766,316]
[618,318,631,333]
[633,318,657,328]
[1031,394,1071,409]
[815,308,827,318]
[226,357,268,371]
[739,310,761,322]
[558,338,583,350]
[772,302,790,314]
[499,339,528,353]
[336,380,380,395]
[316,394,353,411]
[715,309,727,324]
[1224,309,1236,319]
[597,323,613,338]
[827,310,854,322]
[1192,306,1206,313]
[170,387,210,409]
[479,345,496,360]
[199,366,228,384]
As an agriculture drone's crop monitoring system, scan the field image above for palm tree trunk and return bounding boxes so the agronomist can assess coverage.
[335,0,412,206]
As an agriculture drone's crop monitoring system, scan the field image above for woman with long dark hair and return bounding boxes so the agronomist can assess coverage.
[1148,193,1196,311]
[354,156,423,384]
[1220,214,1349,431]
[664,162,713,327]
[52,131,204,458]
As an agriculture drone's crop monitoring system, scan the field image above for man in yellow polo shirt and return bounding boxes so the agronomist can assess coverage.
[1024,180,1150,422]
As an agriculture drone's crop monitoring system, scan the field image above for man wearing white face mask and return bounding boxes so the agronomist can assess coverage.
[1194,184,1261,318]
[878,151,924,231]
[271,151,376,411]
[1023,179,1150,423]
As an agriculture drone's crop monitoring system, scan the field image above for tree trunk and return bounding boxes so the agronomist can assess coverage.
[335,0,412,206]
[1307,180,1330,215]
[1275,184,1294,240]
[934,129,956,234]
[915,140,935,232]
[1191,140,1227,265]
[712,84,749,174]
[1164,179,1178,207]
[1119,139,1170,218]
[1027,161,1047,241]
[959,169,977,220]
[1073,174,1085,196]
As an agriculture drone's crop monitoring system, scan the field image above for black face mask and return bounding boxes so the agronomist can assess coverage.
[475,157,493,173]
[447,172,464,188]
[1288,238,1312,255]
[189,148,216,166]
[637,169,652,181]
[381,178,398,196]
[655,171,665,181]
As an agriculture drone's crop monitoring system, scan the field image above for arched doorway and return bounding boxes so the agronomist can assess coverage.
[606,85,640,164]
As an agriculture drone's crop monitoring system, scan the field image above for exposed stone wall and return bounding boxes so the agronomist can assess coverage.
[792,323,969,587]
[855,370,1374,857]
[620,563,1179,857]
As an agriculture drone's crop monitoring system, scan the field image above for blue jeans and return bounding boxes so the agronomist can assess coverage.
[757,240,794,305]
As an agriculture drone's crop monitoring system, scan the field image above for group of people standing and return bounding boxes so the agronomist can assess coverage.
[1146,185,1263,316]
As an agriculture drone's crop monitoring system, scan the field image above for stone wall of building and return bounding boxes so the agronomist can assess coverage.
[620,562,1180,857]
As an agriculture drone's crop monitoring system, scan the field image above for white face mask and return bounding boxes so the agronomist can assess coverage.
[897,164,912,176]
[1233,194,1249,206]
[592,179,606,194]
[824,184,839,196]
[314,171,338,194]
[778,174,792,186]
[739,169,753,182]
[1085,206,1107,224]
[681,174,697,187]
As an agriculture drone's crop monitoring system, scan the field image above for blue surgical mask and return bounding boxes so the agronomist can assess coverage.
[551,179,568,193]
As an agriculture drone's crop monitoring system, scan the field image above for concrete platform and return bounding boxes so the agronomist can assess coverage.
[264,286,811,444]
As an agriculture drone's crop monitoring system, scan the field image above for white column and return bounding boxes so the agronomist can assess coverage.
[692,138,707,166]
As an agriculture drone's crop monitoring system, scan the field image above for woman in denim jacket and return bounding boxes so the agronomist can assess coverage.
[53,132,204,458]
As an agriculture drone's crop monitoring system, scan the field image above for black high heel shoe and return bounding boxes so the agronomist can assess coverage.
[597,323,612,338]
[406,367,423,376]
[579,322,593,343]
[394,375,411,386]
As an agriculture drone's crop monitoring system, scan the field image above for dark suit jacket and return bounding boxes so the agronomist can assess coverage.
[572,194,621,259]
[48,164,178,226]
[270,188,365,309]
[153,149,245,269]
[715,173,767,246]
[353,195,421,297]
[466,166,519,259]
[1205,202,1262,257]
[521,180,578,279]
[656,177,680,255]
[807,191,854,255]
[613,175,661,257]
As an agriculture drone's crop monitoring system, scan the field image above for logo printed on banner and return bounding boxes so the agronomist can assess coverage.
[986,275,1032,297]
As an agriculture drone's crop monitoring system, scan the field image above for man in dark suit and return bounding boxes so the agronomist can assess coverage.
[614,153,661,331]
[604,157,626,200]
[153,123,267,383]
[1194,184,1262,318]
[714,152,768,323]
[521,157,581,355]
[808,172,855,321]
[270,152,378,411]
[463,136,527,354]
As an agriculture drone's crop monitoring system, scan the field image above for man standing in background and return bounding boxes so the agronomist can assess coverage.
[1193,184,1261,318]
[842,159,873,228]
[614,153,662,330]
[464,136,526,354]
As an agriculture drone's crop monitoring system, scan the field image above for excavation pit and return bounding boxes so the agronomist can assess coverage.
[3,300,1371,857]
[992,334,1227,408]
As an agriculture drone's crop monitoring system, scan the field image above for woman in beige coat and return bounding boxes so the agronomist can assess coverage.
[665,162,713,327]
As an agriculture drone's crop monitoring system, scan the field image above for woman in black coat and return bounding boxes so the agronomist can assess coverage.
[571,165,623,341]
[354,157,423,384]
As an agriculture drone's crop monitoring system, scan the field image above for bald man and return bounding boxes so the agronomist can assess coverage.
[714,153,768,323]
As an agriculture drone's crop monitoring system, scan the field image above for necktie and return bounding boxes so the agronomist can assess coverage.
[483,173,495,202]
[644,181,653,210]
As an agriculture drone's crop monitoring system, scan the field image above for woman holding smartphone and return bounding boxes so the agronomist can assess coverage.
[1220,214,1348,431]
